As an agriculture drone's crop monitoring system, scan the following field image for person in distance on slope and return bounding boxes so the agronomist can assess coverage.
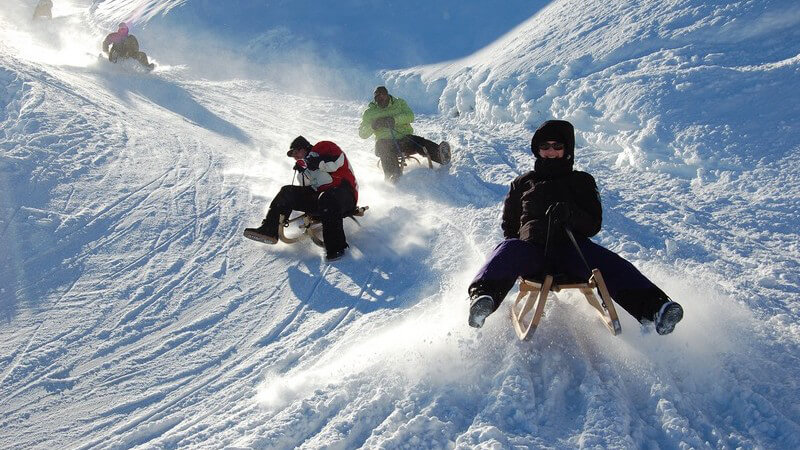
[243,136,359,262]
[102,23,155,71]
[32,0,53,20]
[358,86,451,182]
[467,119,684,334]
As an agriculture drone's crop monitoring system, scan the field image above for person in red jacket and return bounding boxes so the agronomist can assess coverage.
[244,136,358,261]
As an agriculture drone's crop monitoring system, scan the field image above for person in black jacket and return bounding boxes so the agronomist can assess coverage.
[467,119,684,335]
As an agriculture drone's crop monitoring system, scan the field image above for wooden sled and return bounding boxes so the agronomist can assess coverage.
[278,206,369,248]
[376,152,433,171]
[510,268,622,341]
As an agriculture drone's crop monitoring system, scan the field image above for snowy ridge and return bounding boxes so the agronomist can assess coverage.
[2,0,800,448]
[387,0,800,168]
[88,0,188,28]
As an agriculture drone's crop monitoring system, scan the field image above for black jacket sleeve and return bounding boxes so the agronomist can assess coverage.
[501,177,524,239]
[566,172,602,237]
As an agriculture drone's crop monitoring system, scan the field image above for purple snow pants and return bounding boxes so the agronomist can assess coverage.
[469,238,670,322]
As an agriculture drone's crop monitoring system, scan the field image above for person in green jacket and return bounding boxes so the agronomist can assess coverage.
[359,86,451,182]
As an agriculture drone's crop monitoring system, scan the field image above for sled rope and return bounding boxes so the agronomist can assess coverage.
[565,227,592,275]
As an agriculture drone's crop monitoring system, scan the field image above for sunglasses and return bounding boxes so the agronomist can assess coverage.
[538,142,565,151]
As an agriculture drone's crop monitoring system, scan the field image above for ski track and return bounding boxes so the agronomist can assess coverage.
[2,2,800,448]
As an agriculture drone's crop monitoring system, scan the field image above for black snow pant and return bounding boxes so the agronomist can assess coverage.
[375,135,444,180]
[468,238,672,323]
[263,184,355,255]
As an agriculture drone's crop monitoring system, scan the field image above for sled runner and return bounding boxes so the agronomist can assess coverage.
[109,50,155,72]
[376,151,433,171]
[510,225,622,340]
[278,206,369,247]
[99,53,155,73]
[511,269,622,340]
[377,129,449,175]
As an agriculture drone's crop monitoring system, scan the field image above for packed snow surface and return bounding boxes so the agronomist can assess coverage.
[1,0,799,448]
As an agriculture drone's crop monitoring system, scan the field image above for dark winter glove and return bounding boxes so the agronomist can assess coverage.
[293,161,306,173]
[304,155,321,171]
[546,202,571,226]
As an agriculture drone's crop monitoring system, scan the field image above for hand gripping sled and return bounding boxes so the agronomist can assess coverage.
[278,206,369,248]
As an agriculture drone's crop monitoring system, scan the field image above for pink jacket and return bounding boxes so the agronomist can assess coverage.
[102,25,129,52]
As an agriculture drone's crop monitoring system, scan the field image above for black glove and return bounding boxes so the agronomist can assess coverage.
[546,202,571,226]
[372,116,395,130]
[305,155,321,171]
[292,161,306,173]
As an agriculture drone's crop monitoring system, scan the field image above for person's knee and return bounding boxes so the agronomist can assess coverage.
[271,185,296,208]
[319,203,339,217]
[318,196,343,218]
[498,238,534,254]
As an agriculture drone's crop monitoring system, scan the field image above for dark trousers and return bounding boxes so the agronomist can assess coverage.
[263,184,355,254]
[469,238,671,322]
[109,37,150,66]
[375,135,444,179]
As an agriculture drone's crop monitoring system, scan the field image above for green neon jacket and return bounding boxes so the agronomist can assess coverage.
[358,96,415,140]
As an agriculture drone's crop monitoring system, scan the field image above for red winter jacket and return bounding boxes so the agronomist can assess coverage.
[297,141,358,203]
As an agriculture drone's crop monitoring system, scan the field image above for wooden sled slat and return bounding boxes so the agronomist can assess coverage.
[588,269,622,335]
[511,275,552,340]
[376,152,433,170]
[510,269,622,341]
[278,206,369,248]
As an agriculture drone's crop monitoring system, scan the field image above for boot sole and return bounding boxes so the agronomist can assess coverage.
[468,297,494,328]
[656,303,684,335]
[243,230,278,245]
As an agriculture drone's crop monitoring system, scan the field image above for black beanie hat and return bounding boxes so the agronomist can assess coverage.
[530,120,575,160]
[287,136,312,156]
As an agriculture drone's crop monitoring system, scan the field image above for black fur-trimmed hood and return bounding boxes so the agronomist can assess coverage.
[530,120,575,160]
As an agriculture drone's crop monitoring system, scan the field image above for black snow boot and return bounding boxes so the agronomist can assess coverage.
[438,141,451,165]
[243,220,278,244]
[468,294,495,328]
[325,244,349,262]
[655,301,684,335]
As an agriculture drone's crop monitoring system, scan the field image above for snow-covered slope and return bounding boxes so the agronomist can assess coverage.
[88,0,548,71]
[1,0,799,448]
